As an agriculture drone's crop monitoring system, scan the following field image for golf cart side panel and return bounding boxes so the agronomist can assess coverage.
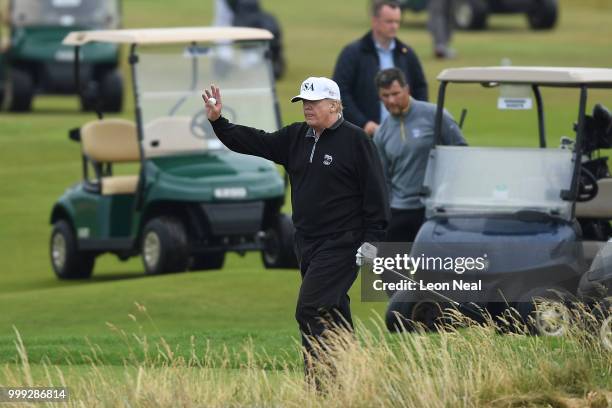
[411,216,585,299]
[56,184,136,243]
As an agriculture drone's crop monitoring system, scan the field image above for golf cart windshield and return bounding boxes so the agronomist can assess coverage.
[138,41,278,158]
[423,146,574,220]
[11,0,120,28]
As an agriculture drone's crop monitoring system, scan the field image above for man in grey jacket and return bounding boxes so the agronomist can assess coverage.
[373,68,466,242]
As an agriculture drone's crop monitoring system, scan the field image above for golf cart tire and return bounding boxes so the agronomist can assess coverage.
[99,70,123,113]
[50,220,95,279]
[385,290,450,332]
[141,217,189,275]
[515,286,572,336]
[527,0,558,30]
[452,0,488,30]
[261,213,298,269]
[189,251,225,271]
[9,68,34,112]
[79,86,96,112]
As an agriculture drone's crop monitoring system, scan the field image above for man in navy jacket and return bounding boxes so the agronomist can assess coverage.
[333,0,428,136]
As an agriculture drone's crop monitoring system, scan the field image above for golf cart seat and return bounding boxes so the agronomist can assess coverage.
[0,37,8,52]
[576,178,612,218]
[81,119,140,195]
[144,116,207,157]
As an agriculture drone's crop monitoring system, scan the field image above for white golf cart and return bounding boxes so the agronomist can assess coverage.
[385,66,612,335]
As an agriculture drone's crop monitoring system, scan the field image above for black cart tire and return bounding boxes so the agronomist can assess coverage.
[452,0,488,30]
[189,251,225,271]
[515,286,572,336]
[527,0,558,30]
[385,290,450,332]
[50,220,95,279]
[9,68,34,112]
[99,70,123,112]
[141,217,189,275]
[79,82,97,111]
[261,213,298,269]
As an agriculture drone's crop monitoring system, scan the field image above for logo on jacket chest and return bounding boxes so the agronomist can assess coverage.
[323,154,333,166]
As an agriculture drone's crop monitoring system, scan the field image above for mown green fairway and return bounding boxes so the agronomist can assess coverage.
[1,0,612,402]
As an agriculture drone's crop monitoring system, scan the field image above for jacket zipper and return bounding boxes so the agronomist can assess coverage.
[309,136,319,163]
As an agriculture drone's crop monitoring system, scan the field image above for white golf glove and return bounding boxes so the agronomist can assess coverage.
[356,242,378,266]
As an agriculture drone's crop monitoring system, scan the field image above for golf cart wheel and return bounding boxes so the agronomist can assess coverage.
[516,287,572,336]
[452,0,488,30]
[99,70,123,113]
[527,0,558,30]
[385,290,449,332]
[189,251,225,271]
[9,68,34,112]
[79,84,97,112]
[261,213,298,269]
[50,220,95,279]
[141,217,189,275]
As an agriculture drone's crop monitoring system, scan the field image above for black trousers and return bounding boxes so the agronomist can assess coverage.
[386,207,425,243]
[294,230,362,376]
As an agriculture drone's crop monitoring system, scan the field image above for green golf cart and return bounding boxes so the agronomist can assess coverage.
[0,0,123,112]
[49,27,297,279]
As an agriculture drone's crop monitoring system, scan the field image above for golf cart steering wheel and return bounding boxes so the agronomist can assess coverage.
[577,166,599,202]
[190,106,236,140]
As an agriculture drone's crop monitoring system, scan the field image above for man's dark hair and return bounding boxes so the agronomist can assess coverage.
[375,68,408,89]
[371,0,400,17]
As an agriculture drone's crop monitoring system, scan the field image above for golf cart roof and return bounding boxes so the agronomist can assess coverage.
[437,67,612,88]
[63,27,273,46]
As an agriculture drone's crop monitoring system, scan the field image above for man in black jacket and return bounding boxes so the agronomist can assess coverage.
[202,77,389,381]
[333,0,428,136]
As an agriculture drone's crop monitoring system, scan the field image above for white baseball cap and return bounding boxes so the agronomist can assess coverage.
[291,77,341,103]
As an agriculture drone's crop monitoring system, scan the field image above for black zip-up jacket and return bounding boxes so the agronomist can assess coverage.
[210,116,389,243]
[332,31,428,128]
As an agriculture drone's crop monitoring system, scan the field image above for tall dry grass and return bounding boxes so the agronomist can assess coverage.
[2,304,611,408]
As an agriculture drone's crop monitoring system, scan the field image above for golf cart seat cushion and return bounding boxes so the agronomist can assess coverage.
[101,175,139,195]
[81,119,140,163]
[144,116,207,157]
[576,178,612,218]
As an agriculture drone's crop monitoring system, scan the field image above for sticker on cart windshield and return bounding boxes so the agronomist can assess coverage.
[498,85,533,110]
[53,0,81,7]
